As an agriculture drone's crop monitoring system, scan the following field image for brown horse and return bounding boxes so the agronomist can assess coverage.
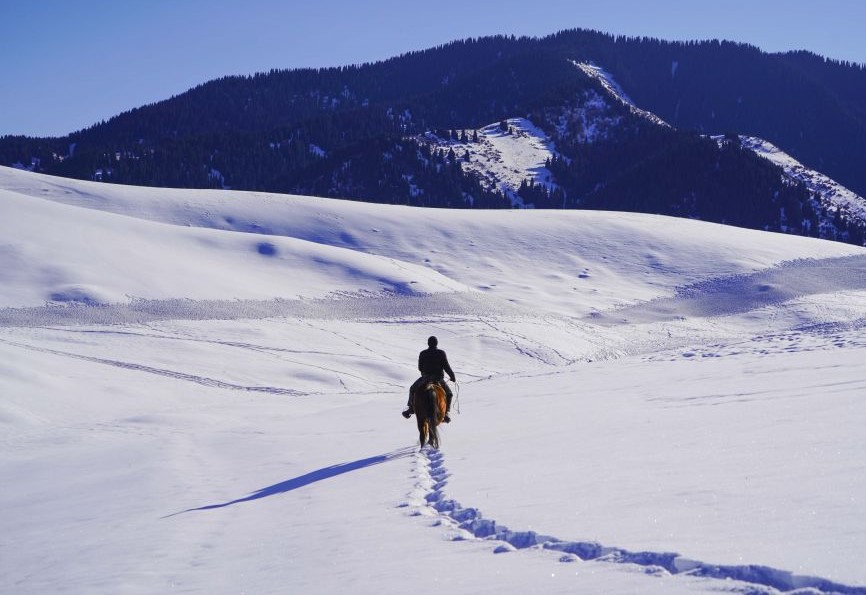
[412,380,447,449]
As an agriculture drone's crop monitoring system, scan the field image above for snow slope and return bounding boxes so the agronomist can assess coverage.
[0,184,467,308]
[1,166,858,315]
[2,167,866,594]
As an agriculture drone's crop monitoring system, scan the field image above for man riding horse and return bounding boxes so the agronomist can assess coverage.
[403,336,456,422]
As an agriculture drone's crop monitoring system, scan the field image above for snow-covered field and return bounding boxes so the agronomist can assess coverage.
[2,166,865,594]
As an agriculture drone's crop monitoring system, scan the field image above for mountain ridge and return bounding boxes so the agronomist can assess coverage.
[3,29,865,244]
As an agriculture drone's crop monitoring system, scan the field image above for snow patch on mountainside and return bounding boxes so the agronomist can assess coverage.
[549,88,626,144]
[533,60,668,148]
[415,61,680,207]
[573,61,670,128]
[706,134,866,242]
[740,135,866,226]
[421,118,561,207]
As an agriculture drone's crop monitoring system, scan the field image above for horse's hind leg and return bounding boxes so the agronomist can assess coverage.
[428,418,439,449]
[418,421,427,449]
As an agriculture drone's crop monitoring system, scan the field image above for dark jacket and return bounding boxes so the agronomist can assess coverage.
[418,347,455,381]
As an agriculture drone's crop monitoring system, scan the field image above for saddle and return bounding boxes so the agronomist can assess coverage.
[411,374,439,397]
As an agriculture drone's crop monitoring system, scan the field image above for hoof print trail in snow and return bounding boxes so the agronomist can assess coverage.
[407,448,866,595]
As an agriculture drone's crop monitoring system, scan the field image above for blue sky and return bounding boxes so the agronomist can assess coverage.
[2,0,865,137]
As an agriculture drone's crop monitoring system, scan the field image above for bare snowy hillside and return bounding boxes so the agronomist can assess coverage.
[2,167,866,594]
[421,118,561,207]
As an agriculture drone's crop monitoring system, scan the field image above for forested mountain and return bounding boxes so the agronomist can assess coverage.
[3,29,865,244]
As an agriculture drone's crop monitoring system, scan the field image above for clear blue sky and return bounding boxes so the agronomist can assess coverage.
[2,0,864,137]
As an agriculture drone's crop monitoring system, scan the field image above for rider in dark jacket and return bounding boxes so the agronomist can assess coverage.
[403,336,456,422]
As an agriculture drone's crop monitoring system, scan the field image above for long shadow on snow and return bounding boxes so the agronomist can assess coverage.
[166,446,415,517]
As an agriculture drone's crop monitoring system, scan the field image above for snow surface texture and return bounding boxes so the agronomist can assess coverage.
[421,118,561,207]
[1,166,866,594]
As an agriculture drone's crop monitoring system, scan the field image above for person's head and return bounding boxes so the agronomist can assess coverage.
[427,336,438,348]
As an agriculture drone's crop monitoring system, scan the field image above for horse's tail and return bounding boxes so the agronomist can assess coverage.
[427,404,439,449]
[426,384,441,448]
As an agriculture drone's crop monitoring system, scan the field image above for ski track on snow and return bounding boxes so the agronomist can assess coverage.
[405,448,866,595]
[0,337,305,396]
[34,325,381,360]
